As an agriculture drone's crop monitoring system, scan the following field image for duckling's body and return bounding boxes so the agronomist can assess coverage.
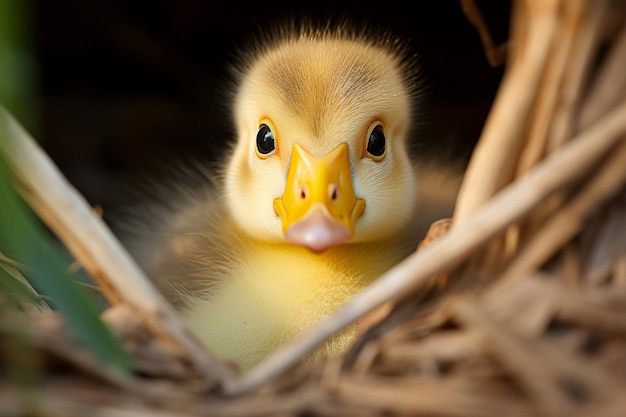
[180,222,412,371]
[122,25,459,371]
[129,171,418,371]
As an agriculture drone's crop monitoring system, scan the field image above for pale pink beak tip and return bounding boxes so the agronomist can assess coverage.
[284,208,350,253]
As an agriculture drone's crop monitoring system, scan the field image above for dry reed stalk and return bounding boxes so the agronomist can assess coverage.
[0,106,234,387]
[453,0,562,223]
[518,1,621,242]
[378,330,484,365]
[487,138,626,296]
[544,1,607,153]
[514,0,587,176]
[583,200,626,285]
[554,289,626,335]
[451,295,623,416]
[460,0,508,67]
[334,375,530,417]
[451,297,573,417]
[578,21,626,130]
[481,275,555,337]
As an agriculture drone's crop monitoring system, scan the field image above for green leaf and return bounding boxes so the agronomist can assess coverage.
[0,119,132,378]
[0,250,48,310]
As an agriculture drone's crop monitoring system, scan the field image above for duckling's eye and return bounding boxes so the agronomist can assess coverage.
[256,124,275,155]
[366,125,386,158]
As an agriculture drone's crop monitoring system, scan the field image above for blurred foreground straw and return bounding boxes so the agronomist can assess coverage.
[0,104,235,388]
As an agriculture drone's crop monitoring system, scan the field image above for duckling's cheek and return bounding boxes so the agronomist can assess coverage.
[351,154,417,242]
[224,149,285,242]
[273,143,365,252]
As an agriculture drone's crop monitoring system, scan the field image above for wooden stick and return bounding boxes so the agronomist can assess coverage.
[487,138,626,297]
[514,0,588,176]
[0,105,235,386]
[545,0,607,153]
[222,101,626,396]
[454,0,561,223]
[452,296,622,415]
[614,255,626,290]
[450,297,573,416]
[459,0,508,67]
[381,330,484,364]
[584,203,626,285]
[555,290,626,335]
[511,2,607,241]
[578,22,626,130]
[335,375,530,417]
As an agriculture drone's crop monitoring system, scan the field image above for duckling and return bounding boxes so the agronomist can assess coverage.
[121,24,456,372]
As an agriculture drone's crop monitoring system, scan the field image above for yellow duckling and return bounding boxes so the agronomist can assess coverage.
[122,24,455,372]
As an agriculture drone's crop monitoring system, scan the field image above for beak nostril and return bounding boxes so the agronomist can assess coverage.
[330,184,338,201]
[300,185,307,200]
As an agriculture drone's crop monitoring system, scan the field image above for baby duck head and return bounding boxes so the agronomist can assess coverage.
[225,27,420,252]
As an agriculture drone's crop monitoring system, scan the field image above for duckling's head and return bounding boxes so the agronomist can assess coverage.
[225,26,420,252]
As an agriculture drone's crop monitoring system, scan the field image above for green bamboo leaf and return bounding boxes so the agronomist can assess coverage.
[0,131,132,378]
[0,250,48,310]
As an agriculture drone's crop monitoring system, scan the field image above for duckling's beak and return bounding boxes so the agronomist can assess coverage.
[273,143,365,253]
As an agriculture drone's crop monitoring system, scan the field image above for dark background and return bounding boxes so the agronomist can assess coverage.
[32,0,511,218]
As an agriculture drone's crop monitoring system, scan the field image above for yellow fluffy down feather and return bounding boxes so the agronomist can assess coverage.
[120,24,459,372]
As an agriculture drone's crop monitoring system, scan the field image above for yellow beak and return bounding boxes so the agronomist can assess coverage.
[273,143,365,252]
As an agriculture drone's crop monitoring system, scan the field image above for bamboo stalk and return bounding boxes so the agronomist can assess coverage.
[0,105,235,386]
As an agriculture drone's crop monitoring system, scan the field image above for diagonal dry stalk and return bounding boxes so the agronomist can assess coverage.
[0,105,235,387]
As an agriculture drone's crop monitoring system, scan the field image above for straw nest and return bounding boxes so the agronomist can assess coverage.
[1,1,625,416]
